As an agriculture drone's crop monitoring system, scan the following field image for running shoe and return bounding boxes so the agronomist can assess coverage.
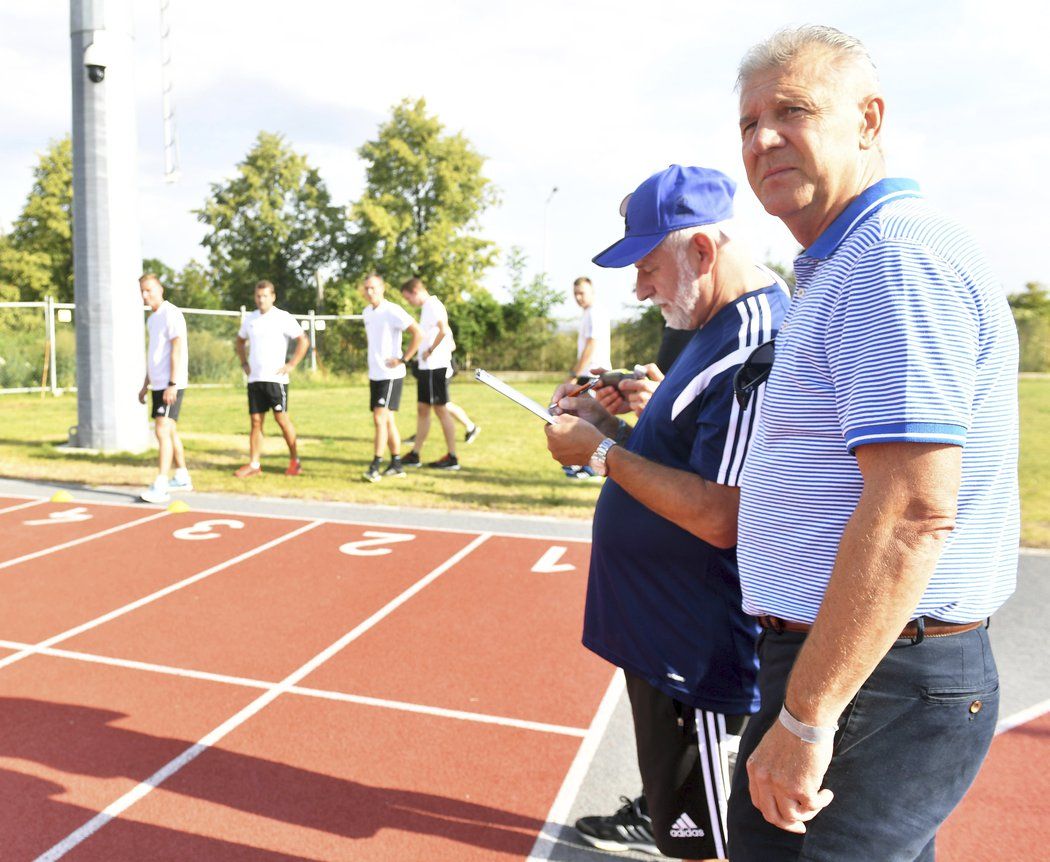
[140,480,171,505]
[465,424,481,444]
[234,464,262,478]
[383,458,406,478]
[285,460,302,476]
[427,453,460,471]
[574,795,661,856]
[401,452,422,467]
[169,471,193,492]
[362,459,383,483]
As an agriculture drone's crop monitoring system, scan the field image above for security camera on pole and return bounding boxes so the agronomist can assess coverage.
[69,0,148,452]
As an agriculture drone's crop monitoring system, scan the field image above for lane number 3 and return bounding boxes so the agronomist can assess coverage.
[173,519,246,541]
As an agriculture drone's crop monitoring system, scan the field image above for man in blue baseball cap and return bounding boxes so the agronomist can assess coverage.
[547,165,790,860]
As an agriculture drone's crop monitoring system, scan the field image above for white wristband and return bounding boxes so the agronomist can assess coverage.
[778,705,838,745]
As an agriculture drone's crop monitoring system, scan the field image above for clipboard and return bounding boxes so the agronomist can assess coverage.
[474,369,558,425]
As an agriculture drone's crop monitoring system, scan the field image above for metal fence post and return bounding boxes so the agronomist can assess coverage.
[46,295,58,395]
[308,309,317,372]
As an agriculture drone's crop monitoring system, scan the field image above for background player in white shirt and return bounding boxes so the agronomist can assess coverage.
[361,274,422,482]
[399,277,475,471]
[234,280,309,478]
[564,276,613,478]
[137,273,191,504]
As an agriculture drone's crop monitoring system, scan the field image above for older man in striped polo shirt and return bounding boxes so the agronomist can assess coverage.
[727,25,1019,862]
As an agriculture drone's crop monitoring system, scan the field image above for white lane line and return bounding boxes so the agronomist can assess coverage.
[28,492,593,543]
[0,639,586,738]
[0,520,324,673]
[996,697,1050,735]
[0,497,47,516]
[288,686,587,738]
[35,531,493,861]
[0,510,170,571]
[526,670,626,861]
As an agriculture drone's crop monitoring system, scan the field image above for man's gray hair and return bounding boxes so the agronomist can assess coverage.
[735,25,879,91]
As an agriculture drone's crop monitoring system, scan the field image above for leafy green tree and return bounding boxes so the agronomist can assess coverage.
[195,131,343,310]
[0,137,73,301]
[346,98,498,300]
[1010,281,1050,372]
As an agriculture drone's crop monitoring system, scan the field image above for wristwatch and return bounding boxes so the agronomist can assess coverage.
[588,438,617,477]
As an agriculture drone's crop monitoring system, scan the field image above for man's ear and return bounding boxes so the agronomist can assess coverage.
[859,94,884,150]
[690,230,717,277]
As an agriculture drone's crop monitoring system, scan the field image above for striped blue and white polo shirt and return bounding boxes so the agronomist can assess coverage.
[737,178,1019,624]
[584,278,789,714]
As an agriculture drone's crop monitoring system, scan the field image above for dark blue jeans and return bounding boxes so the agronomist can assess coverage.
[728,626,999,861]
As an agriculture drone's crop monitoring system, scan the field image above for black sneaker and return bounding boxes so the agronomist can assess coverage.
[383,458,406,478]
[464,424,481,444]
[403,433,416,445]
[574,795,661,856]
[402,452,422,467]
[427,453,460,471]
[362,459,382,483]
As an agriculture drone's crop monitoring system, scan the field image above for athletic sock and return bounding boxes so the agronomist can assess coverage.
[249,461,260,469]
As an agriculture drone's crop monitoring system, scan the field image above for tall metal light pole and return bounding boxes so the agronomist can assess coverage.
[70,0,148,451]
[542,186,558,277]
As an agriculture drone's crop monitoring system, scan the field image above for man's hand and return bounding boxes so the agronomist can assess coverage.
[384,357,403,369]
[422,347,431,361]
[137,385,148,405]
[548,383,614,431]
[545,413,605,466]
[746,718,835,833]
[240,360,251,374]
[162,385,178,405]
[276,363,294,376]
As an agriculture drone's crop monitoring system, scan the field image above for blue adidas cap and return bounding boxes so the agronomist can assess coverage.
[592,165,736,268]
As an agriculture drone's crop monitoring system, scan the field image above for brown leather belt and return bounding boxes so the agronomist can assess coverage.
[756,615,985,640]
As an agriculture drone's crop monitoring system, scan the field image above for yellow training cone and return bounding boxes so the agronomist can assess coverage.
[50,490,74,503]
[167,500,191,513]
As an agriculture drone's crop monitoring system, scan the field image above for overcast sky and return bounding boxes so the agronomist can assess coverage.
[2,0,1047,320]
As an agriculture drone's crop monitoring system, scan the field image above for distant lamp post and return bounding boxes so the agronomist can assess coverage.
[542,186,559,277]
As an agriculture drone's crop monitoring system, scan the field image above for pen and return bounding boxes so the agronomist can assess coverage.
[550,376,601,409]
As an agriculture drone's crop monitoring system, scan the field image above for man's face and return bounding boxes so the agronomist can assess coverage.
[401,287,424,308]
[361,277,384,307]
[139,278,163,310]
[573,282,593,309]
[255,286,276,313]
[739,52,874,245]
[633,239,701,330]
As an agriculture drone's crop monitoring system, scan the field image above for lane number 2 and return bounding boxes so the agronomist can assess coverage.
[339,531,416,557]
[172,519,246,541]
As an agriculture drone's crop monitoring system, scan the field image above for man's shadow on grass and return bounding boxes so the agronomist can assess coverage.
[0,697,546,858]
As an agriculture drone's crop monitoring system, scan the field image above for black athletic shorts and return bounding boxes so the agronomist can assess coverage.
[625,670,747,859]
[151,388,184,421]
[247,381,289,415]
[369,377,403,411]
[416,367,450,405]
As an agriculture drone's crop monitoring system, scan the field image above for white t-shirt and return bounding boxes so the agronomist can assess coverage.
[147,301,189,390]
[417,294,455,371]
[363,300,415,380]
[237,307,305,384]
[578,304,612,372]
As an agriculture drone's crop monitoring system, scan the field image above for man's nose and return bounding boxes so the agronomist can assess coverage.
[749,121,783,154]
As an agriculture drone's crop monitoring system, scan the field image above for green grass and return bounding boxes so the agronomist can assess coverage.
[2,375,1048,544]
[1019,376,1050,547]
[0,374,605,520]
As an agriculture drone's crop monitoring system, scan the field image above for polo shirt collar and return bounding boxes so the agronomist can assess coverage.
[803,178,922,260]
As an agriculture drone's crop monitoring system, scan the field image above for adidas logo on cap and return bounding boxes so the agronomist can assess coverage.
[670,812,705,839]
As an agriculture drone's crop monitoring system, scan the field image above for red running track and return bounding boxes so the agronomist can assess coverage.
[0,495,1043,860]
[0,497,611,861]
